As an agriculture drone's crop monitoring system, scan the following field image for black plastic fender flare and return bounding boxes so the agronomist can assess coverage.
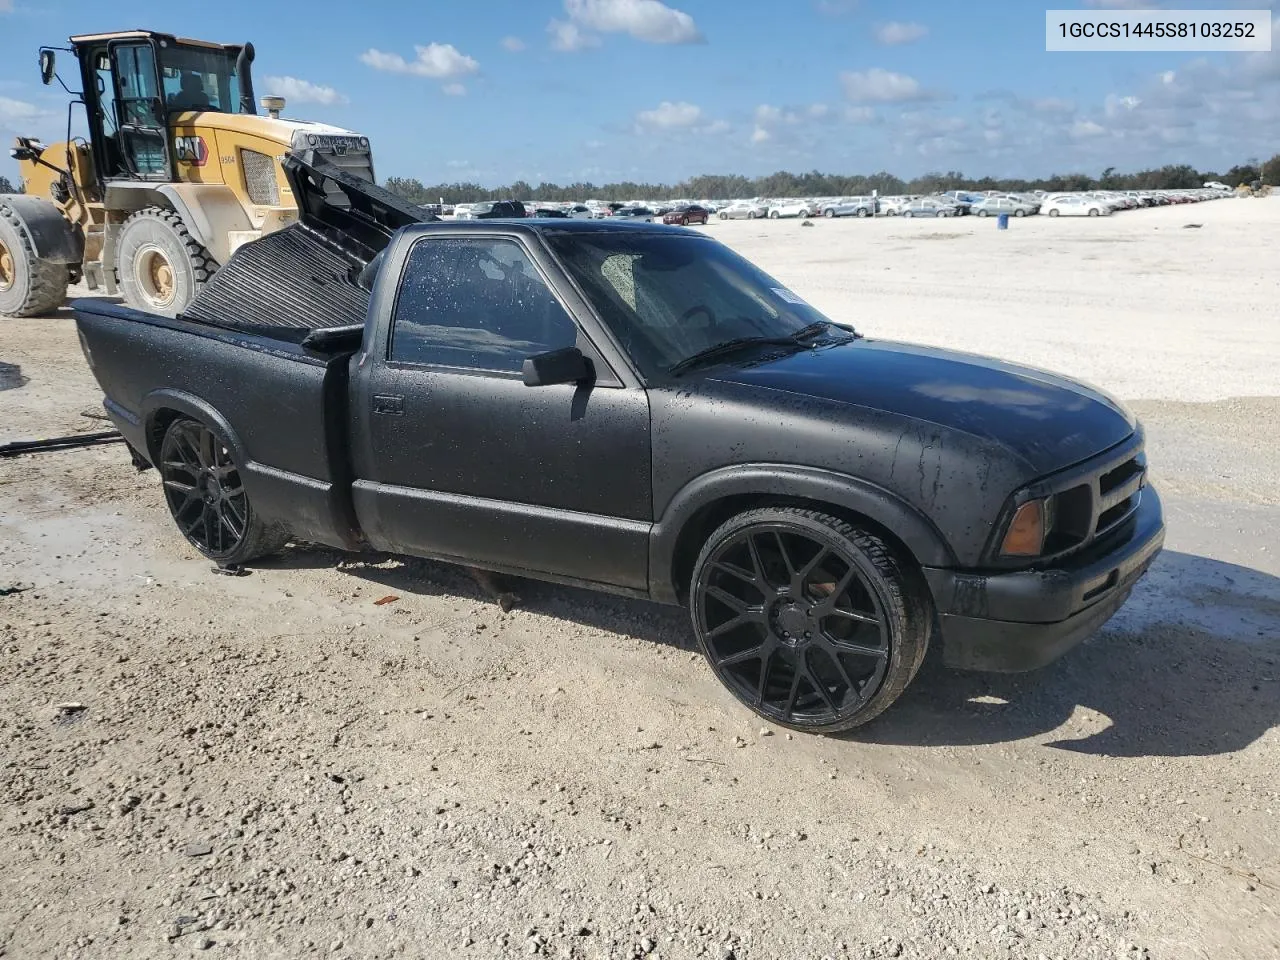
[648,463,957,604]
[139,388,249,467]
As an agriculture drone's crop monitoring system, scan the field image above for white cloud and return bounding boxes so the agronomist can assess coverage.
[501,36,526,52]
[446,160,470,169]
[751,126,772,144]
[841,68,935,103]
[549,19,601,51]
[1071,119,1107,138]
[754,104,784,125]
[0,0,13,12]
[1030,97,1075,114]
[443,83,467,96]
[874,21,928,46]
[844,105,876,123]
[260,76,348,106]
[635,100,702,130]
[555,0,703,49]
[702,119,732,135]
[808,103,830,119]
[0,96,41,122]
[1104,94,1141,117]
[1084,0,1160,7]
[360,43,479,79]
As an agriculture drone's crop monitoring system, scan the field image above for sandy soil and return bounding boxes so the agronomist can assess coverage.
[1,196,1277,960]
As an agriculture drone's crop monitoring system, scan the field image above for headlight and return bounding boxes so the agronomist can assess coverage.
[1001,498,1049,557]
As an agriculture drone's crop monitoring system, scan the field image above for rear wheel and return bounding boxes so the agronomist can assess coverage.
[690,507,930,734]
[824,208,835,219]
[977,210,989,218]
[159,417,288,566]
[0,202,69,318]
[769,210,780,219]
[856,207,869,218]
[1088,208,1100,217]
[719,212,728,220]
[117,207,216,318]
[903,211,913,219]
[1048,208,1060,217]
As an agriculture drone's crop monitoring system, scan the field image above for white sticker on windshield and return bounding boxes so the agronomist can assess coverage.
[772,287,806,305]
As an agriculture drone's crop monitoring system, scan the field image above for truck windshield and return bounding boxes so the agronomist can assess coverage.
[547,232,840,378]
[159,45,248,114]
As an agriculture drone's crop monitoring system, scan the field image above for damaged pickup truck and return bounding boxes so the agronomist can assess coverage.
[73,154,1164,733]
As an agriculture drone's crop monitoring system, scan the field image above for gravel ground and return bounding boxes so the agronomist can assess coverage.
[1,197,1277,960]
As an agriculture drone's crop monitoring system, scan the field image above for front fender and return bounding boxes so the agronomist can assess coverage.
[648,463,957,604]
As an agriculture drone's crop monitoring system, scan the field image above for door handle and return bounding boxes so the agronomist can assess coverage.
[372,394,405,416]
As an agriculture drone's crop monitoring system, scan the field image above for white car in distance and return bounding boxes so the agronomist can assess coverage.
[767,199,812,219]
[1042,196,1111,217]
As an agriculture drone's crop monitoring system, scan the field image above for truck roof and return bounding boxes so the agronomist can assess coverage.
[415,218,700,236]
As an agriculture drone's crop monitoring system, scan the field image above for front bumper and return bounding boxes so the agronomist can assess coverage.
[923,486,1165,672]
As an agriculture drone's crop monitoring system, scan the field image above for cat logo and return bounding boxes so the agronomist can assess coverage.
[174,135,208,167]
[332,141,348,157]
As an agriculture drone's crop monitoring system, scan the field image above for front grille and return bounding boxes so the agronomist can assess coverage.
[999,436,1148,566]
[241,149,280,206]
[1093,451,1145,540]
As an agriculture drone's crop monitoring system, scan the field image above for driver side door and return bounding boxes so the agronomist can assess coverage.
[350,232,653,592]
[108,41,170,181]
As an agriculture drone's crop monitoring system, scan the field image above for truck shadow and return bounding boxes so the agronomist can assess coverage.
[857,551,1280,758]
[0,362,28,391]
[301,547,1277,759]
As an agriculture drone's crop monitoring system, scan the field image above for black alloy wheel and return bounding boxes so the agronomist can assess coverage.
[691,508,929,733]
[160,419,250,558]
[158,418,288,565]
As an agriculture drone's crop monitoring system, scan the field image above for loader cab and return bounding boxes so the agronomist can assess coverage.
[70,31,255,188]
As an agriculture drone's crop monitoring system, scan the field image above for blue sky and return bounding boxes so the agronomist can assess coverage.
[2,0,1277,186]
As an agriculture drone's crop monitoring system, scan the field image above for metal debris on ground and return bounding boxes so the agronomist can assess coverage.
[0,431,123,458]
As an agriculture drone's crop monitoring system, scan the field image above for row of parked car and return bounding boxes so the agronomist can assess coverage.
[438,186,1231,224]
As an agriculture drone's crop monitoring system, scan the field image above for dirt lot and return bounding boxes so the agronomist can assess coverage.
[2,198,1278,960]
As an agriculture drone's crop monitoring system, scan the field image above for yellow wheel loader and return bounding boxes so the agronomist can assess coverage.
[1,30,374,319]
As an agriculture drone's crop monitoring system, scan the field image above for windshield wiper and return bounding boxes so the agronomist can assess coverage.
[668,322,852,376]
[668,335,802,376]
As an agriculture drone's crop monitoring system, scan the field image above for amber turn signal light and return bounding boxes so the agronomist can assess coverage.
[1001,499,1045,557]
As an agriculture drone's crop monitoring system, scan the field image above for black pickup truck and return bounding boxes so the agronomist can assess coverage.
[73,155,1164,733]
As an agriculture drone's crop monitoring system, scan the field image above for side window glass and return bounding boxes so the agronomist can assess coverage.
[390,238,579,373]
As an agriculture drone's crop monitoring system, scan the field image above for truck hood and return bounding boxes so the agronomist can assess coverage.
[706,338,1136,476]
[167,111,362,145]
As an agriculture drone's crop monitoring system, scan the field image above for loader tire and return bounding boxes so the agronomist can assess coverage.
[0,201,70,318]
[117,207,216,318]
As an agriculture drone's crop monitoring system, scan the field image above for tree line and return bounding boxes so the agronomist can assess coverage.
[385,156,1280,204]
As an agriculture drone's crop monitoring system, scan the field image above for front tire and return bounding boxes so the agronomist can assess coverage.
[903,211,913,219]
[1014,209,1026,218]
[824,209,835,219]
[117,207,217,318]
[1048,208,1060,217]
[1088,208,1100,217]
[856,207,869,218]
[0,202,69,318]
[769,211,780,219]
[159,417,288,566]
[690,507,930,734]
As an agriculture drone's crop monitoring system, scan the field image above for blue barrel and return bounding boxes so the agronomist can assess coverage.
[997,213,1009,230]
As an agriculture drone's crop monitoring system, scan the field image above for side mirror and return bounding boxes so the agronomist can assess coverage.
[522,346,592,387]
[39,50,56,86]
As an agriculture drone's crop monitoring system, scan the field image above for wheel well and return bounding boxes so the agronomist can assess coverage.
[669,494,925,604]
[146,407,187,461]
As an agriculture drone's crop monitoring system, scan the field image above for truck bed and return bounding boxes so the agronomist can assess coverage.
[73,298,364,551]
[181,225,372,332]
